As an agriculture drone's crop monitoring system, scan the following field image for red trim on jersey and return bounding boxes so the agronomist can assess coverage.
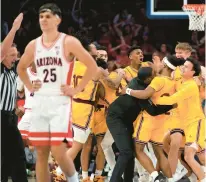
[19,130,29,139]
[30,140,50,146]
[29,67,37,76]
[41,32,61,50]
[66,60,75,85]
[29,132,50,137]
[29,134,73,146]
[50,141,66,145]
[21,135,28,140]
[29,132,72,140]
[62,34,68,61]
[50,132,71,137]
[67,103,73,148]
[62,35,76,63]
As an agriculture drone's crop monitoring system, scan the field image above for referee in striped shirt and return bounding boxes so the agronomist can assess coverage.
[1,13,28,182]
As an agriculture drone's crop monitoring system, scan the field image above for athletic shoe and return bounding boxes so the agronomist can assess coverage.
[188,173,197,182]
[154,173,167,182]
[173,166,188,181]
[139,171,150,182]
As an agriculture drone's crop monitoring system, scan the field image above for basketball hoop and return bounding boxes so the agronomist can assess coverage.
[182,4,206,31]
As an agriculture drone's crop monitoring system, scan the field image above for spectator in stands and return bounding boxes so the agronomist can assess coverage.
[113,9,132,26]
[141,33,155,56]
[160,44,171,57]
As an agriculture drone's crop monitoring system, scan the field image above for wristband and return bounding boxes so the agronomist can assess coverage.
[126,88,132,95]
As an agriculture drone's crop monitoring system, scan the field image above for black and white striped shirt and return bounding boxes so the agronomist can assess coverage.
[1,63,17,111]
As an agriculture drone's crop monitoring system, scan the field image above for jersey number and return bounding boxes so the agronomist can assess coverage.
[73,75,85,92]
[43,68,57,83]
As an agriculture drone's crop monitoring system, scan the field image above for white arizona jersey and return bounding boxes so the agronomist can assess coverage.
[17,67,37,109]
[34,33,74,96]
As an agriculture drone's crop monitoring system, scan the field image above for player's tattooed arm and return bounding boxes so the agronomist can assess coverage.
[93,67,109,81]
[104,68,125,89]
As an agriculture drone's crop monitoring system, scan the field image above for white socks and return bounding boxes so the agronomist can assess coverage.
[95,170,102,176]
[82,171,88,179]
[103,148,116,170]
[147,143,157,167]
[188,173,197,182]
[101,130,115,171]
[168,177,174,182]
[151,171,159,181]
[135,158,147,175]
[176,159,183,170]
[67,172,79,182]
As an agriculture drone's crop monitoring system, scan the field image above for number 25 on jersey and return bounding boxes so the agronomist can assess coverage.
[43,68,57,82]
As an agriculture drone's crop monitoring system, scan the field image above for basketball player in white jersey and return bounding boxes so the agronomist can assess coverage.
[17,63,37,144]
[17,3,98,182]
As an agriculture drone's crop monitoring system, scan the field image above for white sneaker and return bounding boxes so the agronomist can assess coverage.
[188,173,197,182]
[139,171,150,182]
[108,169,112,177]
[173,166,188,181]
[104,163,110,172]
[133,172,139,182]
[168,178,175,182]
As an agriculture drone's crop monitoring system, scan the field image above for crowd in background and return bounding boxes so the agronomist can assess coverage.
[1,0,205,181]
[2,0,205,67]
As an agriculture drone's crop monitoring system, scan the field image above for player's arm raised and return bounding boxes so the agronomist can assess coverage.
[104,69,125,89]
[66,36,98,94]
[17,40,36,92]
[1,13,23,61]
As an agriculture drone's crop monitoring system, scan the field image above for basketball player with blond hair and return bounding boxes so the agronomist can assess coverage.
[155,58,205,182]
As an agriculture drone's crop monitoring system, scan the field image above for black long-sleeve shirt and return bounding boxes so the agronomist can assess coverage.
[107,77,173,122]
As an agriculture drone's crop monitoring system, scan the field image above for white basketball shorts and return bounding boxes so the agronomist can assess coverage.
[72,125,91,144]
[28,95,73,146]
[18,109,32,140]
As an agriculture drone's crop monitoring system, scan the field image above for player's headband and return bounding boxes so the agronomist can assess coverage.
[163,57,176,70]
[39,8,61,18]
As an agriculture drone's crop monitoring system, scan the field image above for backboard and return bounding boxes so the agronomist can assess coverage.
[147,0,205,19]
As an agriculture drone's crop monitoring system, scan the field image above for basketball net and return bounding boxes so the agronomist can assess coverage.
[182,4,206,31]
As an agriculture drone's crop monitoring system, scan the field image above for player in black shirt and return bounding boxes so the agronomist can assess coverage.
[106,65,173,182]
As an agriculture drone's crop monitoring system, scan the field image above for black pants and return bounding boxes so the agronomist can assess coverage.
[106,113,134,182]
[1,110,28,182]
